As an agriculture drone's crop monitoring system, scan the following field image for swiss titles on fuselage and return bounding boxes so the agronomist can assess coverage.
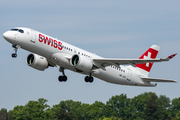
[39,34,63,50]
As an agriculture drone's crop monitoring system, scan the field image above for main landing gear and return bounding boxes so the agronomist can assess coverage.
[58,67,67,82]
[11,44,19,58]
[58,67,94,83]
[84,73,94,83]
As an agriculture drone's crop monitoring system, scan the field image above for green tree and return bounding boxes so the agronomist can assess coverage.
[130,92,157,119]
[51,100,78,120]
[106,94,132,120]
[158,95,171,119]
[99,116,123,120]
[174,111,180,120]
[170,97,180,117]
[63,100,83,119]
[85,101,106,119]
[143,93,164,120]
[10,98,50,120]
[80,103,90,120]
[5,92,179,119]
[0,108,10,120]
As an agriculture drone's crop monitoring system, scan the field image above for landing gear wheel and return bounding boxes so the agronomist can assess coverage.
[84,76,94,83]
[58,76,63,82]
[85,76,89,82]
[12,53,17,58]
[89,76,94,83]
[58,75,67,82]
[63,75,67,82]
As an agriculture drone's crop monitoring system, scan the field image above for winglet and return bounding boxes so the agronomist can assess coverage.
[164,53,177,61]
[168,53,177,59]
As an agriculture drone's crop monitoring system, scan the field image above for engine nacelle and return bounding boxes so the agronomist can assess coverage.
[70,54,93,72]
[26,54,48,71]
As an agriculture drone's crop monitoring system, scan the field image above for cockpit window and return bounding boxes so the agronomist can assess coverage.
[10,28,24,33]
[18,29,24,33]
[11,29,18,31]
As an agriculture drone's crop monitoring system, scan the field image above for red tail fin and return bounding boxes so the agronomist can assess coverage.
[136,45,160,76]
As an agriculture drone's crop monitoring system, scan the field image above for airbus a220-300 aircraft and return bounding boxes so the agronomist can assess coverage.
[3,27,177,87]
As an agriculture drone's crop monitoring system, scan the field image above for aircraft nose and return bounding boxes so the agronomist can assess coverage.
[3,31,10,40]
[3,31,14,42]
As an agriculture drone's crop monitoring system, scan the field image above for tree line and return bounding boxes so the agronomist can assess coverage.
[1,92,180,120]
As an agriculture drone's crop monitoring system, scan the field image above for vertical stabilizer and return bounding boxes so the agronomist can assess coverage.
[136,45,160,76]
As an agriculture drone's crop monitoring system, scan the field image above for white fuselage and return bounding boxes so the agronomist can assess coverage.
[3,27,157,87]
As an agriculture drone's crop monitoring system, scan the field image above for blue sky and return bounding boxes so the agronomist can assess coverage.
[0,1,180,110]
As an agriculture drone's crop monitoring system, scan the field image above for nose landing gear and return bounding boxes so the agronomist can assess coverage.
[11,44,19,58]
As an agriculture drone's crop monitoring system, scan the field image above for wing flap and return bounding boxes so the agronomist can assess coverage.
[141,77,177,83]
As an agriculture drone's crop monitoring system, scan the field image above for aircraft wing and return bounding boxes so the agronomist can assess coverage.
[141,76,177,83]
[93,53,177,68]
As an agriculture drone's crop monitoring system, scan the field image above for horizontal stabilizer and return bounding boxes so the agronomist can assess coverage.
[141,76,177,83]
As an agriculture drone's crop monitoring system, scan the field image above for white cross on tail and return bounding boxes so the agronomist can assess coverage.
[143,52,152,67]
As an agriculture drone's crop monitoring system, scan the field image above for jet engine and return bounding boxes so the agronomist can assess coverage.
[26,54,48,71]
[70,54,93,72]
